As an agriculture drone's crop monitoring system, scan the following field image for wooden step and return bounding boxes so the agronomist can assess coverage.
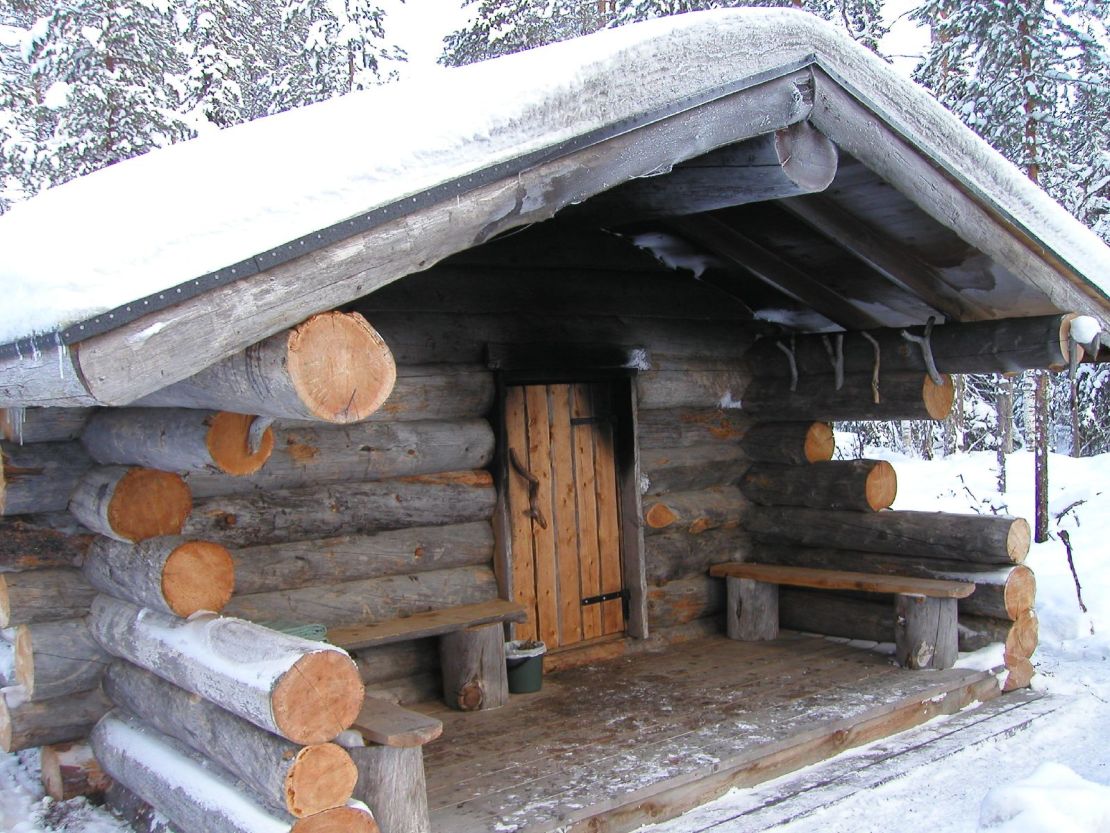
[352,698,443,748]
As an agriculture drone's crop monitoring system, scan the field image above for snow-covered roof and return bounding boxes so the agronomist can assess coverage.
[1,9,1108,405]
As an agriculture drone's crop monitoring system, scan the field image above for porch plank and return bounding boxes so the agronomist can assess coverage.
[423,634,1000,833]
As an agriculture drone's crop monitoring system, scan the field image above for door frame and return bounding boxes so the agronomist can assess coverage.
[491,365,649,641]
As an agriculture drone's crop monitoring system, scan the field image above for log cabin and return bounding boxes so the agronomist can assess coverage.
[0,8,1108,833]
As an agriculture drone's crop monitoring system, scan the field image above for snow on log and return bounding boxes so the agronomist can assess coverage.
[41,741,111,800]
[740,459,897,512]
[231,522,492,596]
[0,517,93,571]
[738,421,834,465]
[13,618,111,700]
[135,311,396,424]
[0,639,11,685]
[746,507,1030,566]
[0,568,95,627]
[88,596,363,744]
[0,686,112,753]
[181,419,494,498]
[0,441,92,516]
[1,407,94,444]
[68,467,192,542]
[91,711,379,833]
[183,471,496,547]
[81,409,274,476]
[104,661,357,818]
[741,372,954,421]
[83,536,235,617]
[642,486,750,535]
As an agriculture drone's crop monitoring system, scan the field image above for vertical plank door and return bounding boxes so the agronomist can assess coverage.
[505,383,625,651]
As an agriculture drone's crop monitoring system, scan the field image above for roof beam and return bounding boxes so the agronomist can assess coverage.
[573,121,838,223]
[666,215,884,331]
[780,194,992,321]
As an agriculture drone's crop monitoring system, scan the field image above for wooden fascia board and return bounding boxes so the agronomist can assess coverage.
[0,68,817,408]
[807,66,1110,324]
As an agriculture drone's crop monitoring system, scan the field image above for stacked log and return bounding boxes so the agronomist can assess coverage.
[41,741,111,801]
[1,407,94,444]
[1,441,92,515]
[68,466,193,542]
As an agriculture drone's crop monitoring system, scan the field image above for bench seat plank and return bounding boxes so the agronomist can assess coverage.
[353,697,444,748]
[709,563,975,599]
[328,599,528,651]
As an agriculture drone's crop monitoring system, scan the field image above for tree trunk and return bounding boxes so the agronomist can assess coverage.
[746,507,1030,565]
[1034,370,1049,542]
[83,536,235,618]
[1,441,92,516]
[0,686,112,753]
[740,459,897,512]
[88,596,363,745]
[0,518,94,571]
[103,661,357,818]
[741,372,954,422]
[639,444,751,496]
[0,568,95,627]
[232,522,492,596]
[135,311,396,424]
[181,419,494,499]
[895,594,958,670]
[40,741,111,800]
[642,486,750,535]
[743,315,1078,376]
[636,408,753,450]
[68,467,192,543]
[14,618,111,700]
[439,623,508,711]
[738,421,835,465]
[349,745,430,833]
[184,471,496,547]
[1,408,94,444]
[224,566,499,629]
[81,409,274,475]
[725,577,779,641]
[91,711,380,833]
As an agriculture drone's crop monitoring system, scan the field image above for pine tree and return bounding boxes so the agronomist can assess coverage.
[0,0,51,211]
[177,0,249,129]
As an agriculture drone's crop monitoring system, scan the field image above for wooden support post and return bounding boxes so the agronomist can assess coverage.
[69,467,192,542]
[349,745,431,833]
[439,623,507,712]
[895,594,958,670]
[726,577,778,641]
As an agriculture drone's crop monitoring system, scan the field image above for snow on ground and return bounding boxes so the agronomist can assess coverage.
[642,446,1110,833]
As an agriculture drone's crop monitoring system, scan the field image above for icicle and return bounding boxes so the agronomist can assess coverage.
[8,407,25,446]
[54,332,67,380]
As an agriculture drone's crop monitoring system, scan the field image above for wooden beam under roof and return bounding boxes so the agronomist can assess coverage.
[666,215,884,331]
[780,194,992,322]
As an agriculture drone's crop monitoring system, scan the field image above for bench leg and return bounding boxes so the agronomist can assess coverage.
[349,745,430,833]
[895,594,958,669]
[439,623,508,711]
[726,577,779,641]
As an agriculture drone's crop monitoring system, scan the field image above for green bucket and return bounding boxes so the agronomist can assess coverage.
[506,640,547,694]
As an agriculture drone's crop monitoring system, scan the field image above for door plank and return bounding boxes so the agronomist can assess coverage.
[505,385,538,641]
[526,385,561,649]
[550,384,584,647]
[591,385,625,635]
[572,384,604,641]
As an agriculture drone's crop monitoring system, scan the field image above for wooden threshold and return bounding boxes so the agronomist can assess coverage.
[422,632,1003,833]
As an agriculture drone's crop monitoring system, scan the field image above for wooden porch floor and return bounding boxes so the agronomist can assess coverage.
[418,632,1001,833]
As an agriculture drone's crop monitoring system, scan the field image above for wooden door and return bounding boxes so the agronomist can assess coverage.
[504,382,625,650]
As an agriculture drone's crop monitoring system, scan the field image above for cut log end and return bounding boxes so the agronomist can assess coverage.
[1007,519,1032,564]
[290,804,380,833]
[272,650,365,744]
[0,576,9,628]
[162,540,235,617]
[206,412,274,476]
[13,626,33,693]
[284,743,359,818]
[1003,655,1035,691]
[0,458,6,515]
[0,700,11,752]
[645,503,679,530]
[922,373,955,420]
[107,469,193,542]
[803,422,835,462]
[41,741,111,801]
[287,312,397,424]
[1003,566,1037,620]
[865,460,898,511]
[1007,610,1039,659]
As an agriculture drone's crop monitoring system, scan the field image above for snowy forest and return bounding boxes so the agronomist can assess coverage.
[0,0,1107,468]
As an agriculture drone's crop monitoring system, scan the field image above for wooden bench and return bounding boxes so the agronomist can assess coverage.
[329,599,528,712]
[708,563,975,670]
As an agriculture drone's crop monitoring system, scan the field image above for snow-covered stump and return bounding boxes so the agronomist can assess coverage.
[13,618,112,701]
[91,710,380,833]
[40,740,111,801]
[81,408,275,476]
[0,686,112,752]
[68,466,193,542]
[0,568,96,627]
[134,311,397,424]
[103,661,358,818]
[88,596,363,744]
[83,536,235,617]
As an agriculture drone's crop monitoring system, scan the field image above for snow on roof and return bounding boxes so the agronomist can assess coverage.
[2,8,1109,347]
